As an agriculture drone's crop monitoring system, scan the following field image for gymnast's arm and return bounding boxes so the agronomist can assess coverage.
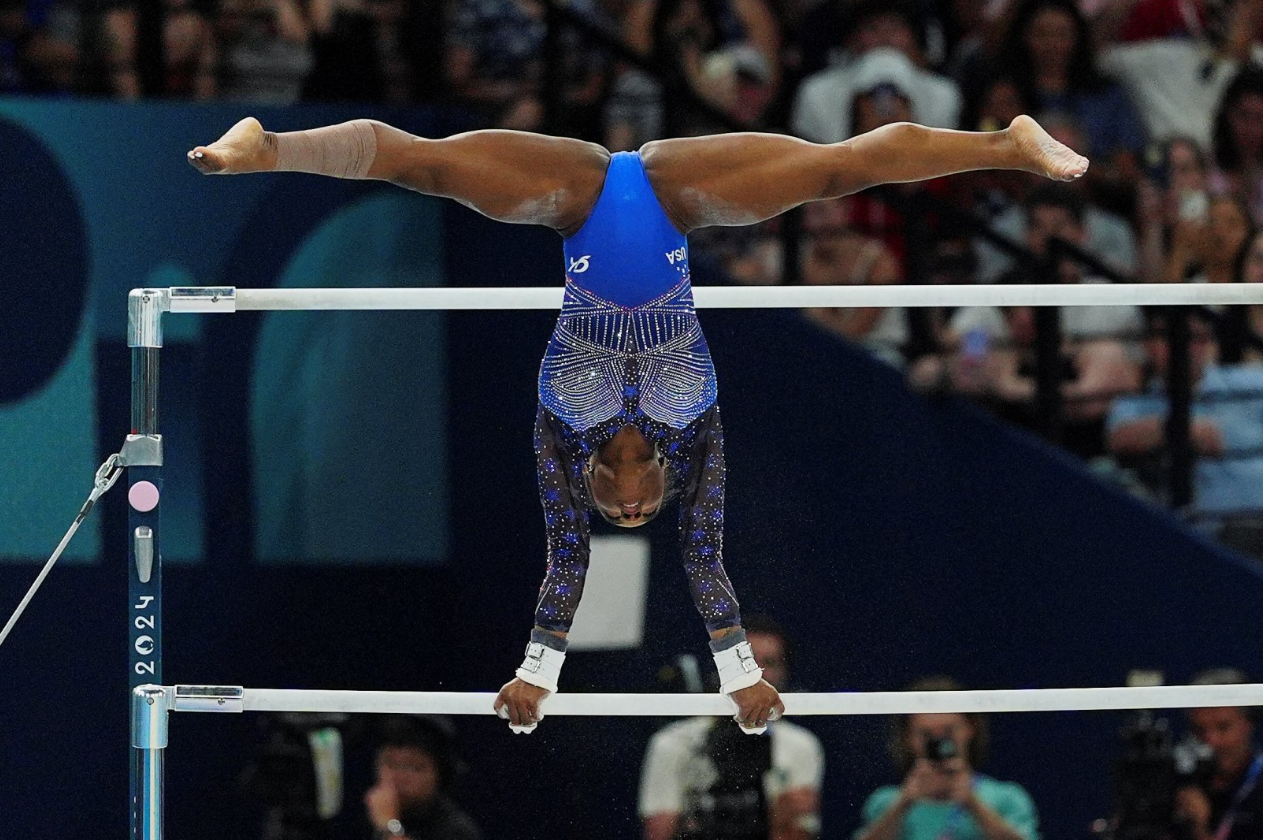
[187,117,610,236]
[493,407,592,728]
[675,408,784,730]
[639,115,1089,233]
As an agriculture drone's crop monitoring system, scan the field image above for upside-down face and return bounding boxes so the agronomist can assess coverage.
[586,433,666,528]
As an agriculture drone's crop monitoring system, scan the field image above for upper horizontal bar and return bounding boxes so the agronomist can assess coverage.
[150,284,1263,312]
[165,683,1263,716]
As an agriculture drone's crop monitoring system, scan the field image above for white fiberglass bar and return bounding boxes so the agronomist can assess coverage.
[172,684,1263,716]
[175,283,1263,312]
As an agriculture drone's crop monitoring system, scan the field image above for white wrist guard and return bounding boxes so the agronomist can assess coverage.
[713,640,763,695]
[515,641,565,694]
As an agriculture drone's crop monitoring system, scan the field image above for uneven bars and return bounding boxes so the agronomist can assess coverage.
[164,684,1263,716]
[159,284,1263,313]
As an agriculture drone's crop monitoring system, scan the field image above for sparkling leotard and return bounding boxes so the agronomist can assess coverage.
[532,151,741,634]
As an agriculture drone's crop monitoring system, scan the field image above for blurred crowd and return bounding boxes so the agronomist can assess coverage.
[8,0,1263,537]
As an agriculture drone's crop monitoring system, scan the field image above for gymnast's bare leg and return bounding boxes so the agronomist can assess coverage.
[188,115,1085,238]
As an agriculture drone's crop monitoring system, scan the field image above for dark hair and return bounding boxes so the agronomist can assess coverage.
[1024,181,1086,224]
[1213,67,1263,172]
[1190,668,1261,721]
[1000,0,1105,103]
[376,715,459,790]
[841,0,926,50]
[889,676,991,773]
[742,613,793,666]
[962,72,1033,132]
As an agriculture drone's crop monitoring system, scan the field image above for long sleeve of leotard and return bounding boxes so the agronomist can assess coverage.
[532,405,592,632]
[672,406,742,632]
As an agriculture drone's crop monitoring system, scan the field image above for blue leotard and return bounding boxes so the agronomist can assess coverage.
[532,152,740,634]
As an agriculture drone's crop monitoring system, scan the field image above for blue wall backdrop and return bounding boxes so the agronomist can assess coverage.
[1,100,1262,840]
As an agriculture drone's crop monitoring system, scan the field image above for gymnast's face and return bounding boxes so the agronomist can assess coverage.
[587,430,666,527]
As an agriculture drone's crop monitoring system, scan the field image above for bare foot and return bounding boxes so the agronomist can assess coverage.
[1008,114,1089,181]
[187,117,277,175]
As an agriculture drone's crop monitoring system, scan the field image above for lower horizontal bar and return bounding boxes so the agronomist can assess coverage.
[216,283,1263,311]
[164,684,1263,716]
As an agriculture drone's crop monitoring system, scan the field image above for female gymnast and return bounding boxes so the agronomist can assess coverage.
[188,114,1087,735]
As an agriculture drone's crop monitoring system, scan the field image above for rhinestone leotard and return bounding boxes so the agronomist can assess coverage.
[532,151,740,634]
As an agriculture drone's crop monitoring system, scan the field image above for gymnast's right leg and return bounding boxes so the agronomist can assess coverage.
[188,118,610,235]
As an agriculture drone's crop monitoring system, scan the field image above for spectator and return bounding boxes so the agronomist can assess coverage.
[1177,668,1263,840]
[792,0,934,80]
[954,75,1036,225]
[1163,195,1254,285]
[800,198,907,368]
[450,0,617,134]
[792,0,961,144]
[302,0,387,103]
[1108,313,1263,542]
[363,715,481,840]
[1211,67,1263,224]
[964,74,1031,135]
[997,0,1146,203]
[975,112,1136,284]
[92,0,140,97]
[445,0,544,129]
[1136,136,1212,283]
[795,49,956,272]
[1095,0,1262,150]
[638,614,824,840]
[1220,228,1263,364]
[914,184,1143,458]
[1,0,80,94]
[217,0,314,103]
[162,0,216,98]
[607,0,779,148]
[854,676,1039,840]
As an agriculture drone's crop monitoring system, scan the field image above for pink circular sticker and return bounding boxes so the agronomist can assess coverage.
[128,481,160,513]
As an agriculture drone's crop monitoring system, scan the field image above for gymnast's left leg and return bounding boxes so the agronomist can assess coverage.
[640,114,1088,233]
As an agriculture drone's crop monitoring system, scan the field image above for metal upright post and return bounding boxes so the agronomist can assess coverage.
[132,686,170,840]
[1165,307,1194,509]
[126,289,168,840]
[1033,245,1064,443]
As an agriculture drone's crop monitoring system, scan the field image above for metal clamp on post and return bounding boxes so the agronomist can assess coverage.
[131,686,171,749]
[128,289,170,349]
[120,435,164,468]
[174,685,245,713]
[169,287,237,314]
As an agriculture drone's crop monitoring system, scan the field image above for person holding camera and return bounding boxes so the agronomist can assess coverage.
[855,677,1039,840]
[637,615,825,840]
[1175,669,1263,840]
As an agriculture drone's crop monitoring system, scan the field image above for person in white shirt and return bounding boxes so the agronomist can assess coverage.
[638,615,825,840]
[1094,0,1262,149]
[791,0,962,144]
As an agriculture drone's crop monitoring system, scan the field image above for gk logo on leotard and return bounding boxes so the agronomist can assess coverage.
[665,246,687,265]
[568,255,591,274]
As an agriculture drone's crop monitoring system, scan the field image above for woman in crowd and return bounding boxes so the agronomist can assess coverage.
[1211,67,1263,224]
[998,0,1146,205]
[855,676,1039,840]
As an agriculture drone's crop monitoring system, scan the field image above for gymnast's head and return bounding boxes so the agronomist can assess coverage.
[585,429,667,528]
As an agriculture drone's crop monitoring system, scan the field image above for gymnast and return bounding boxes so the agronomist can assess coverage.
[188,114,1087,735]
